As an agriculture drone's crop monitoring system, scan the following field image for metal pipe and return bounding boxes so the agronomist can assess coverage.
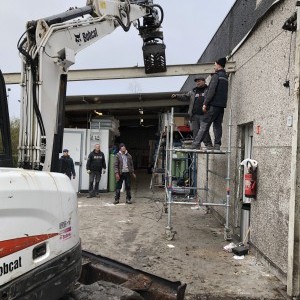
[205,153,209,204]
[192,152,197,197]
[165,112,170,229]
[165,115,170,187]
[234,165,242,228]
[170,148,226,154]
[166,202,198,205]
[172,187,207,191]
[166,201,228,207]
[38,6,93,27]
[287,2,300,297]
[201,203,228,207]
[166,108,174,230]
[225,108,233,236]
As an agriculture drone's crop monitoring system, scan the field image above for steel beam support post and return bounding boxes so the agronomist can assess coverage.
[287,2,300,298]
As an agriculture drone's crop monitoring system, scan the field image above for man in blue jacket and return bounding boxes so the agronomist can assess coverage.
[192,57,229,150]
[86,144,106,198]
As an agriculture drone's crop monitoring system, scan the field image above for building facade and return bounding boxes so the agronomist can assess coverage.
[182,0,298,296]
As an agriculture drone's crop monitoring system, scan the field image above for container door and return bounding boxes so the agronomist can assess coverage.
[62,131,83,192]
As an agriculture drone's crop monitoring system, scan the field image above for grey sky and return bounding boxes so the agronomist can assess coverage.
[1,0,235,117]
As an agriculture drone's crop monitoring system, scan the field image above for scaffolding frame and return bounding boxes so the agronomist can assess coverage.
[149,129,166,191]
[149,113,189,192]
[164,107,232,241]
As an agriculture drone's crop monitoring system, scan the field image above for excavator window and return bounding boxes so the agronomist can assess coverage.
[0,69,13,167]
[0,130,4,154]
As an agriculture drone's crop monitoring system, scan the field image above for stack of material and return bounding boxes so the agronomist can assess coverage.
[91,117,120,136]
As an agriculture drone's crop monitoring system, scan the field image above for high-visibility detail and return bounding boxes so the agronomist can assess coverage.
[0,234,58,258]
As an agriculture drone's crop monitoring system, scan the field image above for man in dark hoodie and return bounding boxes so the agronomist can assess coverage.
[113,143,136,204]
[86,144,106,198]
[171,77,213,148]
[59,149,76,180]
[192,57,229,150]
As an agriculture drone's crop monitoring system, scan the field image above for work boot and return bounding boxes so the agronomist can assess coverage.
[190,143,199,150]
[126,199,132,204]
[114,189,120,204]
[214,144,221,150]
[203,144,214,151]
[115,189,120,199]
[126,189,131,200]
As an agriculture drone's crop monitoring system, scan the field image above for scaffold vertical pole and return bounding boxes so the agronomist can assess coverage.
[224,108,232,240]
[165,108,176,240]
[204,153,210,212]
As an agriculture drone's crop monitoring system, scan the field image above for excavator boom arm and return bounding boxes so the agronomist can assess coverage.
[17,0,166,171]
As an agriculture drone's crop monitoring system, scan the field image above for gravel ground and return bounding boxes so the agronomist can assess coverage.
[77,171,287,300]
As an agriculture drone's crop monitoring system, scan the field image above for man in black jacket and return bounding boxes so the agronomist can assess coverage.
[59,149,76,180]
[192,57,229,150]
[171,77,213,147]
[86,144,106,198]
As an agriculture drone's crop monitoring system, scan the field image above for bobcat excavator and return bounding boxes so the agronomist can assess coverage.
[0,1,186,299]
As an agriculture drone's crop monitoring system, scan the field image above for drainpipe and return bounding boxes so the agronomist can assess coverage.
[287,1,300,298]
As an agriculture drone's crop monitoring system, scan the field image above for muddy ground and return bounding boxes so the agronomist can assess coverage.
[77,170,287,300]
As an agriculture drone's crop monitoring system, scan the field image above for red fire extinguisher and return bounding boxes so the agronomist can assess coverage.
[244,161,257,198]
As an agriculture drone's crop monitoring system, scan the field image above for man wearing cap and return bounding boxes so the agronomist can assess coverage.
[192,57,229,150]
[59,149,76,180]
[171,77,213,147]
[86,144,106,198]
[114,143,136,204]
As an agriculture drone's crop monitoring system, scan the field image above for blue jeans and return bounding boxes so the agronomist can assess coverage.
[115,172,131,200]
[89,170,101,195]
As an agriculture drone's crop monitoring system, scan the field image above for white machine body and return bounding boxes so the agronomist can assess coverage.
[0,168,79,286]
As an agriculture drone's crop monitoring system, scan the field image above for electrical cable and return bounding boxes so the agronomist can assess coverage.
[17,32,46,138]
[235,30,285,72]
[135,3,163,31]
[285,31,294,81]
[283,32,294,95]
[139,195,165,221]
[17,30,47,168]
[149,4,164,28]
[115,0,131,32]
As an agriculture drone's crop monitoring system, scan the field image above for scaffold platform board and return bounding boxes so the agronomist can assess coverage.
[171,147,227,154]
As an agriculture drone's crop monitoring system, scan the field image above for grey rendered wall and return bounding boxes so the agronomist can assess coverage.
[228,0,295,275]
[181,0,295,277]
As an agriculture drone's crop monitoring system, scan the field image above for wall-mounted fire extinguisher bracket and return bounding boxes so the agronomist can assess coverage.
[240,159,258,199]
